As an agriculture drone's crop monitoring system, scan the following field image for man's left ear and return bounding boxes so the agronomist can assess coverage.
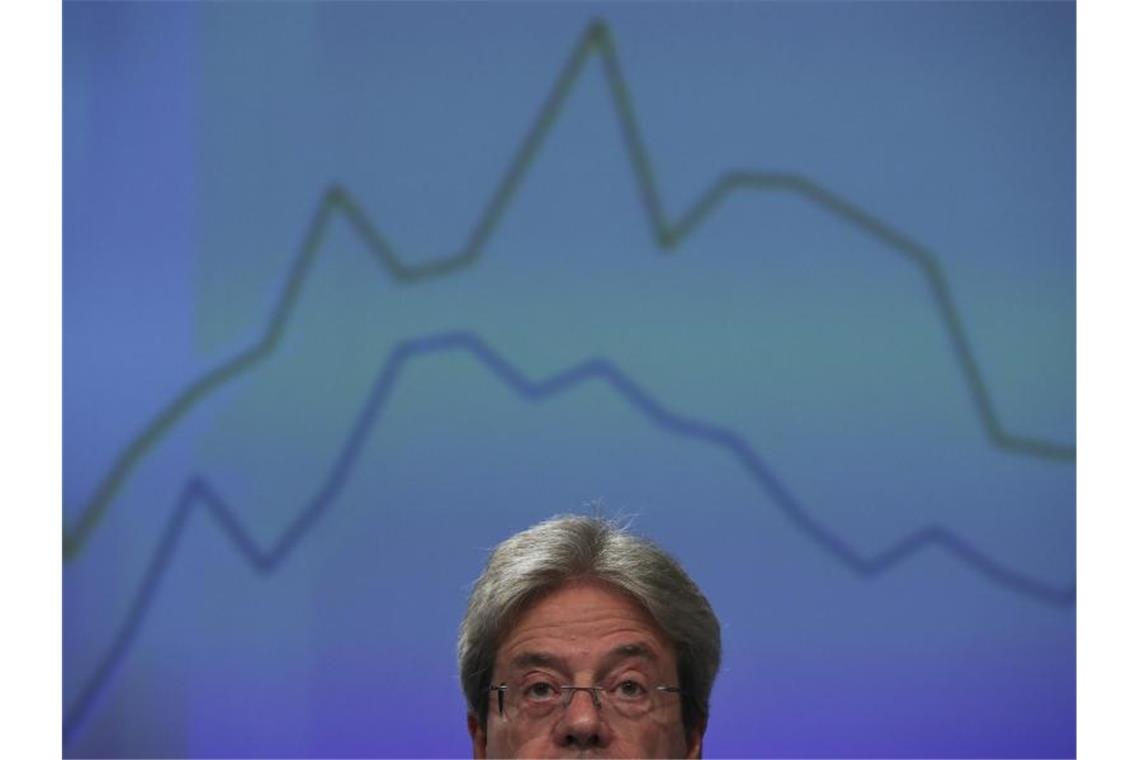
[467,713,487,759]
[685,718,707,759]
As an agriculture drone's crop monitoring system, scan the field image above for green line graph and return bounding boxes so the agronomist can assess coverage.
[62,18,1074,564]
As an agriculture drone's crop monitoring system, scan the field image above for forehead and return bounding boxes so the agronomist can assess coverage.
[495,580,677,675]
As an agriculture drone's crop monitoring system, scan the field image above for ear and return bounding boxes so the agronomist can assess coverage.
[467,712,488,759]
[684,717,707,759]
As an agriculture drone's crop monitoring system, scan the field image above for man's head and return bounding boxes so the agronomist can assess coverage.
[457,515,721,758]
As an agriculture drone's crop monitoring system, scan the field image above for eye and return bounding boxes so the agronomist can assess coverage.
[522,681,559,702]
[614,679,648,700]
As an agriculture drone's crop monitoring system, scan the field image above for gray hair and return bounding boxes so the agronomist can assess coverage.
[457,514,721,732]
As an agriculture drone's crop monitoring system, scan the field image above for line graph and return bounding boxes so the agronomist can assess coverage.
[62,329,1075,745]
[63,18,1074,563]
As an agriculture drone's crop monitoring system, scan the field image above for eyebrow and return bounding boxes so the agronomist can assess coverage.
[597,642,659,674]
[508,651,570,673]
[506,643,660,678]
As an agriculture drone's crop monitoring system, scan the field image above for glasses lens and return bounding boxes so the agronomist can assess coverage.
[507,679,562,721]
[607,680,655,719]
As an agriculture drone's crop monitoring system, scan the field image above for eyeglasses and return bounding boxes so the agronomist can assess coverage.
[489,678,683,722]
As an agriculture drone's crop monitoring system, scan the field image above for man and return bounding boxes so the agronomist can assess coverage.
[458,515,721,758]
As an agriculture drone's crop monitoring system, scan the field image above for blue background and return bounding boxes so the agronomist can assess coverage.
[63,2,1075,757]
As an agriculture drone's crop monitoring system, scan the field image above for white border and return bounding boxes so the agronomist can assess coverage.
[5,0,1135,755]
[0,0,61,757]
[1078,0,1140,757]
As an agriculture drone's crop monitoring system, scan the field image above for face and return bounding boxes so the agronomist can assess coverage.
[468,580,703,759]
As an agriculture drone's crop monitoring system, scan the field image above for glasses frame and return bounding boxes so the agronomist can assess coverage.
[489,681,684,722]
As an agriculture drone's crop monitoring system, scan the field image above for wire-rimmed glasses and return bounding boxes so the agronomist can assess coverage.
[490,678,683,722]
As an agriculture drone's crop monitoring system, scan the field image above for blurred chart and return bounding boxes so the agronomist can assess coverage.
[64,2,1074,757]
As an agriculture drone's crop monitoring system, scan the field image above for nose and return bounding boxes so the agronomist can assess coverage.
[554,688,610,750]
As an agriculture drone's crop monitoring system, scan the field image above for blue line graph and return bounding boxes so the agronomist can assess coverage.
[64,14,1075,564]
[63,330,1076,744]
